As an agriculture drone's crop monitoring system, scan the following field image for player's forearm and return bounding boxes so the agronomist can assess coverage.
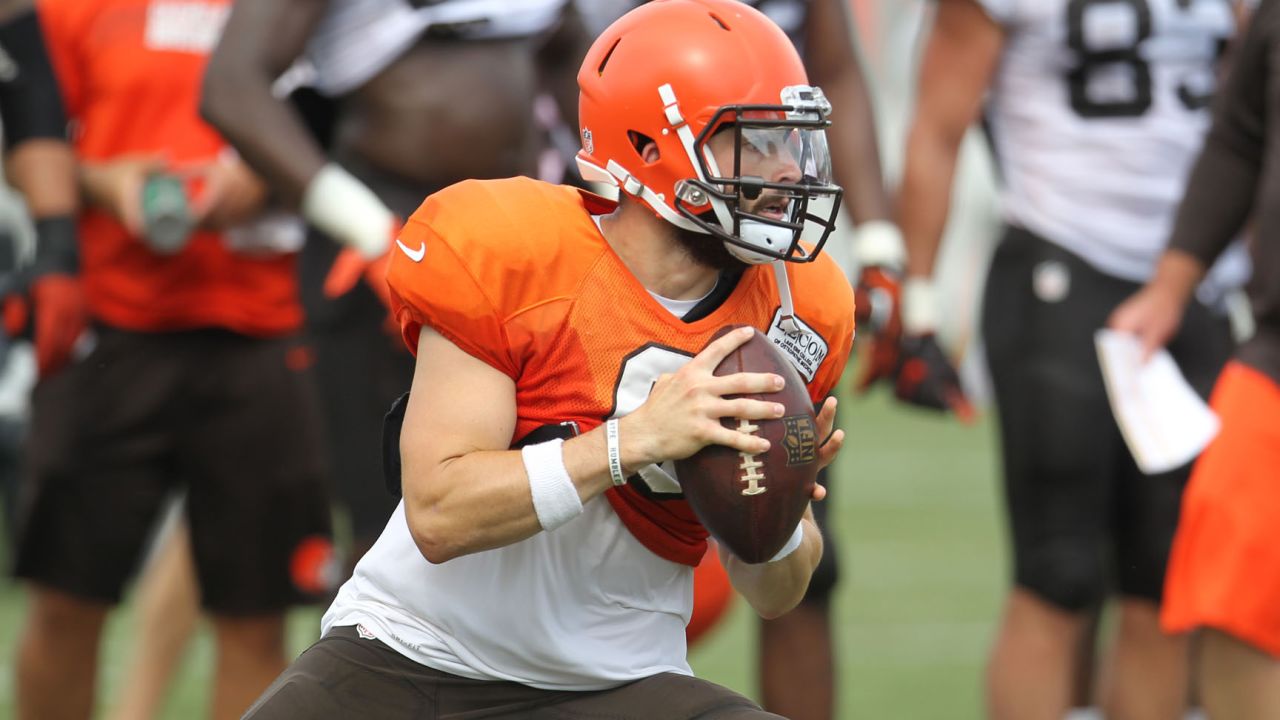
[1166,40,1266,270]
[817,65,891,224]
[403,424,634,563]
[899,119,963,279]
[899,0,1003,280]
[404,449,553,563]
[805,0,890,224]
[6,140,77,217]
[721,512,822,619]
[200,66,326,208]
[1147,250,1208,309]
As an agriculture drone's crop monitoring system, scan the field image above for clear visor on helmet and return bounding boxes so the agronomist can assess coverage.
[736,125,833,190]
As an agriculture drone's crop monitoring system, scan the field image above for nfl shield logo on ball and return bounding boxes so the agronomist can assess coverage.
[782,415,817,466]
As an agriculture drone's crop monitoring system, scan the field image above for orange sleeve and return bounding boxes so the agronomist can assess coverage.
[388,213,519,379]
[35,0,84,119]
[387,178,602,381]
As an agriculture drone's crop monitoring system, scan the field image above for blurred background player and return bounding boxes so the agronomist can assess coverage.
[1110,1,1280,716]
[202,0,588,572]
[0,0,83,536]
[12,0,334,718]
[95,4,587,716]
[895,0,1250,718]
[103,78,344,720]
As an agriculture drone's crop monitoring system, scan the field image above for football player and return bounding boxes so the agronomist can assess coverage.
[896,0,1251,718]
[1110,1,1280,716]
[597,1,899,717]
[202,0,589,578]
[243,1,855,716]
[99,5,589,717]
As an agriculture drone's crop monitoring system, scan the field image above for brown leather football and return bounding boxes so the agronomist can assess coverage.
[675,324,820,564]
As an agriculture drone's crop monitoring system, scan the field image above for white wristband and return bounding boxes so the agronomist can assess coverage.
[852,220,906,271]
[521,439,583,531]
[769,523,806,563]
[605,419,627,487]
[301,163,395,259]
[902,276,941,336]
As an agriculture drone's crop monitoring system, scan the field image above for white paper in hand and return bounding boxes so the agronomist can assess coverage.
[1095,329,1220,475]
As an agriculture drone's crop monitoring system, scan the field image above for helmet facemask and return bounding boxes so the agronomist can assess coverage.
[674,86,843,266]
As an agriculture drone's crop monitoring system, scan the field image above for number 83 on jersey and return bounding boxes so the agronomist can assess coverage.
[1065,0,1236,119]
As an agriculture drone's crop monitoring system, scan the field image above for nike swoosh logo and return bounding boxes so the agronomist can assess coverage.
[396,238,426,262]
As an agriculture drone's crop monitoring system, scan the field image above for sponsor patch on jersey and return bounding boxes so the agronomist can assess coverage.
[356,623,377,640]
[767,309,828,382]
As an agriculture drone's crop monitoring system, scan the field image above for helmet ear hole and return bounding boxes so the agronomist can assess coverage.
[628,131,660,164]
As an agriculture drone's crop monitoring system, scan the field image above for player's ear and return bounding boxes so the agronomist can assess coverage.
[629,130,660,164]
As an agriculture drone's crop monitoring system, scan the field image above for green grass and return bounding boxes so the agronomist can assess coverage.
[0,387,1009,719]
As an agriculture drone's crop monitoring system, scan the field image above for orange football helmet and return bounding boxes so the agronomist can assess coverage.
[576,0,842,266]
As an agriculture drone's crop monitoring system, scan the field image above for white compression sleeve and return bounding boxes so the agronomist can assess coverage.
[301,163,396,259]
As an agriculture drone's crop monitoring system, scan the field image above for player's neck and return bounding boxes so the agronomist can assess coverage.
[598,199,720,301]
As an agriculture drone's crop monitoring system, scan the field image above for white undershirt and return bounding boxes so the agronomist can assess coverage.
[649,288,714,318]
[323,499,695,690]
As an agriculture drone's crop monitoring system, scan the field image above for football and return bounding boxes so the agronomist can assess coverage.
[676,325,821,564]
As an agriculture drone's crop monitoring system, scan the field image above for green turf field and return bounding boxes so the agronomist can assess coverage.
[0,387,1008,719]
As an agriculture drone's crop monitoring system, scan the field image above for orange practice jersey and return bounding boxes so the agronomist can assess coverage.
[389,177,855,566]
[39,0,301,336]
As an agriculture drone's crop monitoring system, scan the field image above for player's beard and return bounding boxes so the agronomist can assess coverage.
[674,224,747,271]
[677,193,792,270]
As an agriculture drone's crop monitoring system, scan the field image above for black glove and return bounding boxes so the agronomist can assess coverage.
[892,333,975,422]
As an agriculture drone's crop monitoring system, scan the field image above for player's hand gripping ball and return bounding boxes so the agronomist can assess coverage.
[676,325,820,564]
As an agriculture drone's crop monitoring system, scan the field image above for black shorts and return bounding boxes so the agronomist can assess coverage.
[13,327,333,614]
[981,226,1234,611]
[298,158,424,544]
[245,626,784,719]
[300,230,414,544]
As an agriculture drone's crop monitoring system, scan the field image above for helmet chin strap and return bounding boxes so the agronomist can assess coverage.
[726,219,801,335]
[771,260,802,335]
